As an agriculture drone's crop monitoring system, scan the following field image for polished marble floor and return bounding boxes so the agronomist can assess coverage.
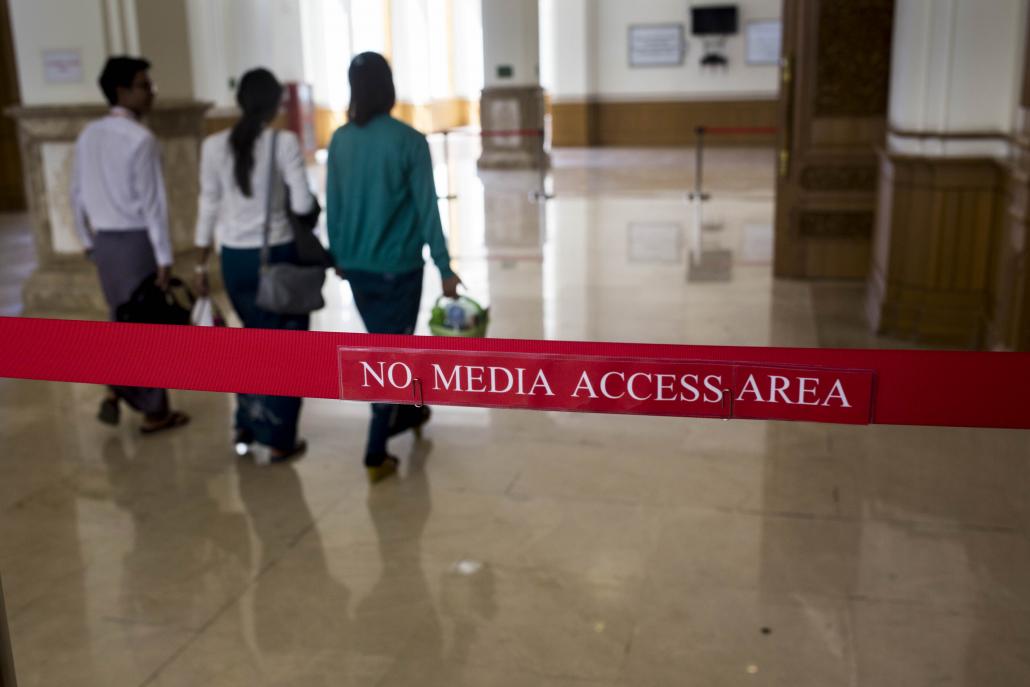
[2,141,1030,686]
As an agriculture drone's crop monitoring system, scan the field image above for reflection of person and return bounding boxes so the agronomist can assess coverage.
[236,461,352,677]
[70,56,189,435]
[101,436,251,632]
[193,69,315,463]
[440,561,497,668]
[326,52,461,482]
[359,440,444,679]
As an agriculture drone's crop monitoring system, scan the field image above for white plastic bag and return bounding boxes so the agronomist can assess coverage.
[191,297,217,327]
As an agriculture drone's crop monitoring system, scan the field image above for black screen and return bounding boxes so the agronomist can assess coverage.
[691,5,739,35]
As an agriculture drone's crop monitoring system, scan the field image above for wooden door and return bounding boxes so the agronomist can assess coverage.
[0,0,24,211]
[774,0,894,279]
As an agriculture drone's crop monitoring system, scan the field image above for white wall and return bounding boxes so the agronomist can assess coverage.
[10,0,198,106]
[887,0,1026,157]
[542,0,781,102]
[136,0,194,100]
[350,0,388,55]
[453,0,484,99]
[540,0,594,99]
[889,0,1025,134]
[187,0,232,107]
[392,0,433,103]
[11,0,482,110]
[299,0,340,111]
[226,0,305,83]
[186,0,307,109]
[268,0,307,82]
[482,0,539,88]
[9,0,112,104]
[300,0,477,109]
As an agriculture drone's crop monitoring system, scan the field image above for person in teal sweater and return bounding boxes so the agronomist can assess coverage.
[326,52,461,483]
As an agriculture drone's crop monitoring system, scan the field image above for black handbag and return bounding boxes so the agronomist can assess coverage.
[255,130,326,315]
[116,275,194,325]
[285,188,334,268]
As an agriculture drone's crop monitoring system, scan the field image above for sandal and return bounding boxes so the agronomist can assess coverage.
[234,428,254,456]
[97,397,120,426]
[255,439,307,466]
[140,411,191,435]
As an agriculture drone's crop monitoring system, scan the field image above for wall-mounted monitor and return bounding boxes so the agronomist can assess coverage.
[691,5,739,35]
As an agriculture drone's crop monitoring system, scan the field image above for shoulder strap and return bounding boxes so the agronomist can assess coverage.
[260,129,279,266]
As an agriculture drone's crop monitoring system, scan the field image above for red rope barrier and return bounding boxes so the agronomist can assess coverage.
[699,126,778,136]
[478,128,545,138]
[1,317,1029,429]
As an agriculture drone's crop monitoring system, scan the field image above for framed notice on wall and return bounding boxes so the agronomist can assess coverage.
[628,24,686,67]
[42,50,82,83]
[745,20,782,65]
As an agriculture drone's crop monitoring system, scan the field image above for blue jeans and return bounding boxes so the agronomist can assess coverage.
[347,268,424,464]
[221,243,310,451]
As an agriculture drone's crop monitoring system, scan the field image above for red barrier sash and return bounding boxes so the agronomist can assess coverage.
[0,316,1028,429]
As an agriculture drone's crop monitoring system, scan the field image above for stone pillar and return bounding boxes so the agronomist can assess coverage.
[480,170,546,337]
[540,0,597,148]
[478,0,547,169]
[867,0,1026,346]
[995,8,1030,351]
[868,154,1005,346]
[7,100,212,316]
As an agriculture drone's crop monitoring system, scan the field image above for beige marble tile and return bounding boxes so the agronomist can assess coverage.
[645,505,1030,612]
[623,588,855,687]
[398,565,638,683]
[10,591,193,687]
[2,146,1030,687]
[504,421,857,517]
[852,600,1030,687]
[855,425,1030,529]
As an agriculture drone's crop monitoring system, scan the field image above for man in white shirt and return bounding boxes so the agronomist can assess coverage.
[70,56,189,434]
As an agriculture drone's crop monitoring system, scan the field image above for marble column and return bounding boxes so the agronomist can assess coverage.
[6,100,212,317]
[867,0,1026,346]
[478,0,547,169]
[997,8,1030,351]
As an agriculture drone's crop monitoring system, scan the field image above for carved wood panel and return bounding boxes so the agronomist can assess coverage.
[800,165,878,192]
[774,0,894,279]
[814,0,895,117]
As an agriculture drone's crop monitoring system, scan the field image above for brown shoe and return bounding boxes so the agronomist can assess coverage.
[140,411,191,435]
[366,455,400,484]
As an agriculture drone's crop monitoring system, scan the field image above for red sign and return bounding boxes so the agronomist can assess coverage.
[338,348,874,424]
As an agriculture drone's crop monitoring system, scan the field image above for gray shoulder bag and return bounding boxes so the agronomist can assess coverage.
[255,130,326,315]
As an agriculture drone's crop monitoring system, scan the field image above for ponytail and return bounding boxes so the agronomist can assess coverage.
[229,113,265,197]
[228,68,283,197]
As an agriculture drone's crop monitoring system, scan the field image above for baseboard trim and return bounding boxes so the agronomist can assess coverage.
[551,98,778,147]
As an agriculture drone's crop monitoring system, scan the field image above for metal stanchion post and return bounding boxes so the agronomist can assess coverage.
[686,126,710,269]
[438,129,457,201]
[0,575,17,687]
[530,132,554,203]
[687,126,711,202]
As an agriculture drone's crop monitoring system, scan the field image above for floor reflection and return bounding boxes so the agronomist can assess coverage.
[2,143,1030,685]
[236,459,352,682]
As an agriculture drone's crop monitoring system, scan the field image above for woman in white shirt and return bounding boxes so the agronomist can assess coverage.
[193,68,316,464]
